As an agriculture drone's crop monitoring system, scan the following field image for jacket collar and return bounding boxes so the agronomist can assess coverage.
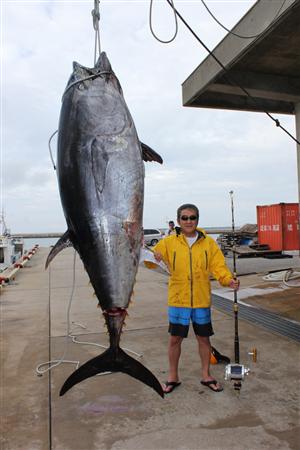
[176,227,206,242]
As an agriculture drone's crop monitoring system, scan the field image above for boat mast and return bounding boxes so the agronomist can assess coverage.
[0,211,9,236]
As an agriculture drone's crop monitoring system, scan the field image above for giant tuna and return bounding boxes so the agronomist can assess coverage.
[46,52,163,398]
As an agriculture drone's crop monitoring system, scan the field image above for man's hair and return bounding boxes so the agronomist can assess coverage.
[177,204,199,220]
[169,221,175,225]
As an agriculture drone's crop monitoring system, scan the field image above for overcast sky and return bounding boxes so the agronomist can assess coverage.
[1,0,298,233]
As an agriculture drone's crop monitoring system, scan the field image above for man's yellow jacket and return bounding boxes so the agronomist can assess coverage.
[153,228,233,308]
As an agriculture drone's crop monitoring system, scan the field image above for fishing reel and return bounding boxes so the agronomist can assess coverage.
[225,364,249,391]
[224,348,257,391]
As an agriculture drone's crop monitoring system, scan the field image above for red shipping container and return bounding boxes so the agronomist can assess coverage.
[257,203,300,251]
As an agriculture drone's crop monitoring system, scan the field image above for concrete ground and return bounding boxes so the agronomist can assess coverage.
[1,247,299,450]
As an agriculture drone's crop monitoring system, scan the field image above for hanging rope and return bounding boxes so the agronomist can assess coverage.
[36,251,80,376]
[48,129,58,171]
[200,0,287,40]
[92,0,101,66]
[164,0,300,146]
[149,0,178,44]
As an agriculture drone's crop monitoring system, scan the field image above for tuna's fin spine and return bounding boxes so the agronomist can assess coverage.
[45,230,73,269]
[141,142,163,164]
[60,347,164,398]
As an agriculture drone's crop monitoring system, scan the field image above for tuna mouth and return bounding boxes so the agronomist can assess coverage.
[103,307,127,317]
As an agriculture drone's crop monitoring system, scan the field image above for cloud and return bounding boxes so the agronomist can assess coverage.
[1,0,297,234]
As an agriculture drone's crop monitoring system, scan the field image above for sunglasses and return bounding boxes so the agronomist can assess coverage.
[180,215,198,221]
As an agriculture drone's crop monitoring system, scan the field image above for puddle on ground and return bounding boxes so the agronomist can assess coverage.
[205,411,263,430]
[80,395,145,415]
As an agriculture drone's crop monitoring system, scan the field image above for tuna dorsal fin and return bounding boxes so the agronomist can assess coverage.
[141,142,163,164]
[45,230,73,269]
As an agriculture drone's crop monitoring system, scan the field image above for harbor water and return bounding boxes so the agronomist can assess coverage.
[23,234,219,251]
[24,237,58,250]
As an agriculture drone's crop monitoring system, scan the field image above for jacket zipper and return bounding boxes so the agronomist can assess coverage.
[173,252,176,270]
[189,248,193,307]
[205,250,208,270]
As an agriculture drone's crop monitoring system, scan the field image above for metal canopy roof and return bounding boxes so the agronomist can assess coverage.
[182,0,300,114]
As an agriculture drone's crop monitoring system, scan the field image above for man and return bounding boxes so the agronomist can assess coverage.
[166,220,176,236]
[154,204,239,394]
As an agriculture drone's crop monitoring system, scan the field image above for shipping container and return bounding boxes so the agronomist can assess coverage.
[257,203,300,251]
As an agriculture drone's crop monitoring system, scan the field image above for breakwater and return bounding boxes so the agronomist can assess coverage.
[13,227,235,240]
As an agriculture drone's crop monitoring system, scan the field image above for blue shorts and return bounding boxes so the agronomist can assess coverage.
[168,306,214,338]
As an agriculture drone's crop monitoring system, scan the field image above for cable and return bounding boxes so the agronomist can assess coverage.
[149,0,178,44]
[48,129,57,171]
[92,0,101,66]
[47,253,52,450]
[48,2,103,173]
[165,0,300,146]
[36,250,143,377]
[262,268,300,287]
[200,0,287,40]
[48,70,112,172]
[36,250,80,376]
[62,70,112,99]
[283,269,300,287]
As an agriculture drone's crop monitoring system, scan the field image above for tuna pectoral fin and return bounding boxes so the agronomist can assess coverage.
[45,230,73,269]
[60,347,164,398]
[141,142,163,164]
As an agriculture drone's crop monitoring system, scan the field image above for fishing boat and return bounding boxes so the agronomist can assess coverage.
[0,214,24,272]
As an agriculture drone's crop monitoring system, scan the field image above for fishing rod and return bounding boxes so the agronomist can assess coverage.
[230,191,240,365]
[224,191,257,392]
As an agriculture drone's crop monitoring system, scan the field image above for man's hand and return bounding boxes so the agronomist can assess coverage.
[153,252,163,262]
[229,278,240,290]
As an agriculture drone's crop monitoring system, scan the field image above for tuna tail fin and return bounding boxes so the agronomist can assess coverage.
[141,142,163,164]
[45,230,73,269]
[60,347,164,398]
